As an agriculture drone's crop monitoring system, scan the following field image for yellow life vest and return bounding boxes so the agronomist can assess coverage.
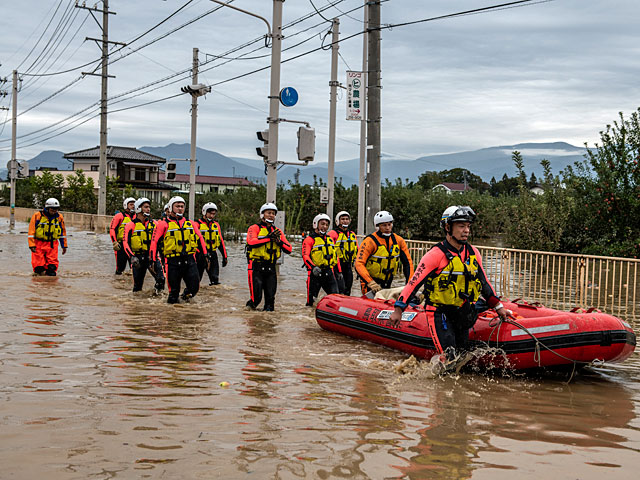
[365,234,400,281]
[310,234,339,268]
[426,243,482,307]
[34,214,62,242]
[130,219,155,253]
[333,229,358,264]
[117,213,133,242]
[248,225,281,263]
[199,219,221,252]
[162,219,199,258]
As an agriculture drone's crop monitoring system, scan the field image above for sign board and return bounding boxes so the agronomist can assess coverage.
[346,71,364,121]
[319,187,329,204]
[279,87,298,107]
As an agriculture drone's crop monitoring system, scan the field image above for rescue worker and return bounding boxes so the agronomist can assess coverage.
[109,197,136,275]
[329,210,358,295]
[28,197,67,276]
[122,197,165,294]
[161,203,170,220]
[389,206,510,361]
[302,213,342,306]
[245,203,292,312]
[197,202,228,285]
[355,210,414,295]
[149,196,208,304]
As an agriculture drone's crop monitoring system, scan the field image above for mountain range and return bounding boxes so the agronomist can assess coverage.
[1,142,588,185]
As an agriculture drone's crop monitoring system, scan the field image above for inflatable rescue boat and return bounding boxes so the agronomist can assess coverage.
[315,295,636,370]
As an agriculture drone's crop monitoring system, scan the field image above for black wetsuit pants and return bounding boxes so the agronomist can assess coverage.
[336,260,353,295]
[306,268,338,305]
[247,260,277,311]
[197,251,220,284]
[166,255,200,304]
[432,304,478,359]
[115,242,130,274]
[131,254,165,292]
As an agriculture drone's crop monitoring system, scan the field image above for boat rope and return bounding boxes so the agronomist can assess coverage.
[486,315,604,382]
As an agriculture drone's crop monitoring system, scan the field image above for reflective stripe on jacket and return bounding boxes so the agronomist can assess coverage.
[364,233,400,282]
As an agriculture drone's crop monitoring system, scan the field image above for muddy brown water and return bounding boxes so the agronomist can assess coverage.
[1,219,639,479]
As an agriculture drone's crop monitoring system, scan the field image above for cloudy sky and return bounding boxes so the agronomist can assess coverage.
[1,0,639,170]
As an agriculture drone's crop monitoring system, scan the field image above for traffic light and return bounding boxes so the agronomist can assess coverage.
[16,160,28,178]
[297,126,315,162]
[256,130,269,159]
[166,161,177,180]
[180,83,211,97]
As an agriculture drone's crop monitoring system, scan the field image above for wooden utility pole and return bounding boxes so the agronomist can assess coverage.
[365,0,381,233]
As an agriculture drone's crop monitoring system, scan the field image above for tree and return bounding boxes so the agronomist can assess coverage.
[30,171,64,208]
[63,170,97,213]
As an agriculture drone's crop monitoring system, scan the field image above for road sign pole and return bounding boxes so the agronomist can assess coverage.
[326,18,339,224]
[357,4,368,236]
[10,70,17,229]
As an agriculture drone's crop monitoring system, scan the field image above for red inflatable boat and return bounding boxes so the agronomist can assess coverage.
[315,295,637,370]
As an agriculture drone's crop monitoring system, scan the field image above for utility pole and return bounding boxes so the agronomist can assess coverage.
[357,4,369,237]
[326,18,339,224]
[9,70,17,229]
[189,48,199,220]
[77,0,123,216]
[266,0,284,204]
[365,0,381,233]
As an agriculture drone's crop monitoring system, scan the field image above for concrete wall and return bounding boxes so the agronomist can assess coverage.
[0,206,111,233]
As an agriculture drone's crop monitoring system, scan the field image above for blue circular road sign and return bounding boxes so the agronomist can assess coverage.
[279,87,298,107]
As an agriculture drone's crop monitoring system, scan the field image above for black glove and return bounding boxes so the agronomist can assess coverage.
[222,257,228,267]
[131,256,140,269]
[312,266,322,277]
[336,272,344,282]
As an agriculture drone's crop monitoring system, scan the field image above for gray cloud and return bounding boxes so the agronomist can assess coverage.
[1,0,639,171]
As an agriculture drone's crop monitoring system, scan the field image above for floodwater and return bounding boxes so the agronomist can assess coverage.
[1,218,639,479]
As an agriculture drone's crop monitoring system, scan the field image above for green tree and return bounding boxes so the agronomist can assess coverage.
[30,171,64,208]
[63,170,97,213]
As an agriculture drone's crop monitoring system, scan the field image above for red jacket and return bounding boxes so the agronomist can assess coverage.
[149,216,208,261]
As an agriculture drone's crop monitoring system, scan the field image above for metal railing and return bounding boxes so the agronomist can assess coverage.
[403,239,640,323]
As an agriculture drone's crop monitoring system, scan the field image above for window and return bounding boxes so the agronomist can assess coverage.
[135,168,148,182]
[91,165,99,171]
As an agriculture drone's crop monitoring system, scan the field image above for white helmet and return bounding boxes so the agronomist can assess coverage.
[134,197,150,214]
[202,202,218,216]
[440,205,476,230]
[313,213,331,230]
[335,210,350,226]
[123,197,136,210]
[374,210,393,226]
[45,198,60,209]
[260,202,278,222]
[168,195,186,215]
[163,203,169,212]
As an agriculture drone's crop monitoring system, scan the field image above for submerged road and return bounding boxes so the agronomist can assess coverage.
[1,218,639,479]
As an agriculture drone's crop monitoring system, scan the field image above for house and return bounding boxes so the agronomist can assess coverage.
[530,184,545,195]
[63,146,175,204]
[159,173,255,194]
[432,182,473,194]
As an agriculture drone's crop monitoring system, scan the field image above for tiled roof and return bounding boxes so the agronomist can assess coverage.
[159,173,253,186]
[64,146,165,163]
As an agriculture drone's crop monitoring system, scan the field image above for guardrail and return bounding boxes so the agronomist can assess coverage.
[404,239,640,320]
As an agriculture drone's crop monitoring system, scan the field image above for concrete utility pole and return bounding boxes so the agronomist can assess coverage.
[266,0,284,204]
[188,48,199,220]
[9,70,17,229]
[357,4,369,237]
[77,0,123,216]
[326,18,339,225]
[365,0,381,234]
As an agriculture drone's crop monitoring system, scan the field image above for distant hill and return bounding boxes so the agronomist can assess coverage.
[332,142,587,184]
[5,142,588,185]
[140,144,265,181]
